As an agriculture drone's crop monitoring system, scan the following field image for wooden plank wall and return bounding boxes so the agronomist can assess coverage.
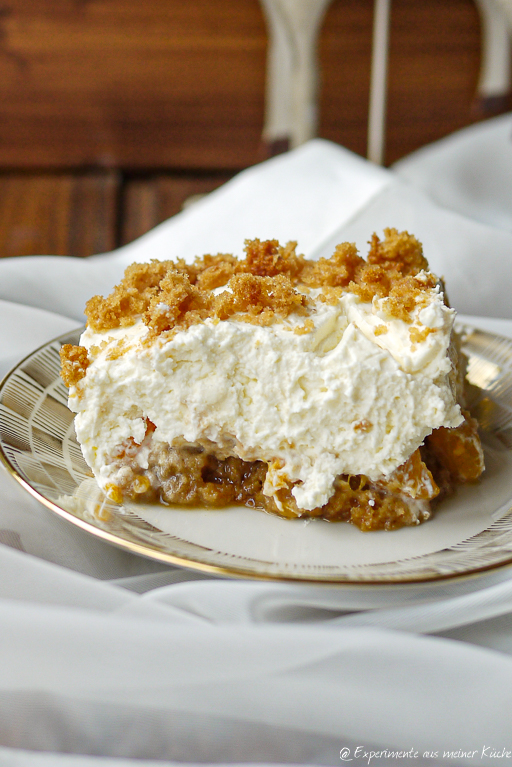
[0,0,502,258]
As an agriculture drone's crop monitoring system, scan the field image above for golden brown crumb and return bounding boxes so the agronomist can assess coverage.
[214,273,308,322]
[144,269,214,337]
[379,274,437,323]
[374,325,388,336]
[353,419,373,432]
[301,242,364,288]
[106,338,130,361]
[409,326,436,344]
[367,228,428,274]
[60,344,90,387]
[347,265,389,303]
[293,318,315,335]
[85,260,178,331]
[241,238,306,279]
[84,230,440,338]
[89,341,109,357]
[317,287,344,305]
[195,255,238,290]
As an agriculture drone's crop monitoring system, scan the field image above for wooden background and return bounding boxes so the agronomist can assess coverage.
[0,0,505,259]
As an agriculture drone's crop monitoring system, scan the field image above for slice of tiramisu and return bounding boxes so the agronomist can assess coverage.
[60,229,484,531]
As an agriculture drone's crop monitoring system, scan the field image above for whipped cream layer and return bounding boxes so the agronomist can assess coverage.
[69,281,462,511]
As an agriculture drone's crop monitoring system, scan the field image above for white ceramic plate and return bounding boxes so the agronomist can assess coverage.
[1,326,512,584]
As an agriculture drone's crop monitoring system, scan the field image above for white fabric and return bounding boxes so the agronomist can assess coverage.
[1,133,512,765]
[393,112,512,234]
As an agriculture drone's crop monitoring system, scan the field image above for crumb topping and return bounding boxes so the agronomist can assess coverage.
[242,238,306,280]
[409,326,436,344]
[82,227,440,344]
[292,318,315,335]
[300,241,363,288]
[60,344,90,386]
[214,273,308,324]
[353,419,373,432]
[367,229,428,272]
[85,260,175,330]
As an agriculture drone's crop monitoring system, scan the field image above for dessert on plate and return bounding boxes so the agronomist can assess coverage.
[60,229,484,531]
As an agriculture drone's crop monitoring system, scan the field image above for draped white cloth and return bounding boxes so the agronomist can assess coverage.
[1,116,512,766]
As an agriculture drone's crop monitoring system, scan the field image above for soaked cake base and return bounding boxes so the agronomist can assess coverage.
[104,411,483,532]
